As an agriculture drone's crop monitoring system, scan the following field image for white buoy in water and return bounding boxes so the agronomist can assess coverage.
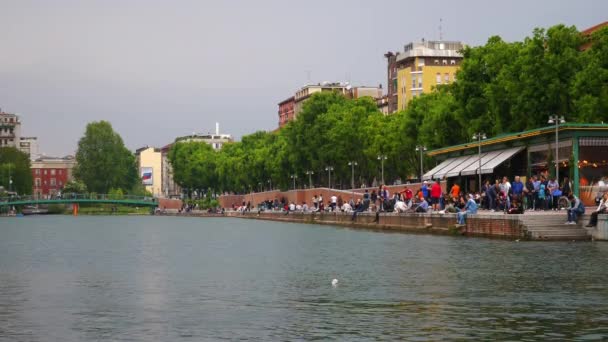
[331,278,338,287]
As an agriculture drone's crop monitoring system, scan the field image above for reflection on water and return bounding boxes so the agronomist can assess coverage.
[1,216,607,340]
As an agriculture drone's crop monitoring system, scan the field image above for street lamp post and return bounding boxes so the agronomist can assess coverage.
[415,145,427,182]
[472,132,487,192]
[267,179,272,191]
[290,174,298,190]
[348,161,358,189]
[325,166,334,189]
[305,170,314,189]
[548,115,566,183]
[377,155,387,185]
[258,182,263,193]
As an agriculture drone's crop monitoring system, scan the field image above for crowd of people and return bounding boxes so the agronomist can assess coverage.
[233,174,607,227]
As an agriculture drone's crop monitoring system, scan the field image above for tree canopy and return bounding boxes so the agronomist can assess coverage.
[74,121,138,194]
[168,24,608,194]
[0,147,32,194]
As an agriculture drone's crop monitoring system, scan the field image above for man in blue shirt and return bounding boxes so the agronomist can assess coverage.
[421,181,429,201]
[457,194,478,225]
[512,175,524,201]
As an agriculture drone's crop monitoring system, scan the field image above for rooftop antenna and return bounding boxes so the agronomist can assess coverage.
[439,18,443,40]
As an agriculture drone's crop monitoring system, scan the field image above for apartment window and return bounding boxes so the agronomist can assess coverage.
[436,73,442,84]
[434,59,439,65]
[59,170,62,175]
[418,77,422,88]
[445,73,450,83]
[44,170,47,175]
[451,60,456,65]
[412,77,416,89]
[50,178,56,187]
[442,59,448,65]
[35,178,41,187]
[35,169,40,175]
[50,169,56,176]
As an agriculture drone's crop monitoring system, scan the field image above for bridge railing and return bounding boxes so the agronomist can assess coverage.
[0,193,157,204]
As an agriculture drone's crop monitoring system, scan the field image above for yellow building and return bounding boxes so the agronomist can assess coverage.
[395,40,464,111]
[135,146,162,197]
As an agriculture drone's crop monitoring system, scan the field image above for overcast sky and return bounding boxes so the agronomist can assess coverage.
[0,0,606,156]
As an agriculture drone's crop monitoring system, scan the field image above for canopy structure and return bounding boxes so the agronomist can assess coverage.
[425,146,524,179]
[422,159,453,180]
[460,147,524,176]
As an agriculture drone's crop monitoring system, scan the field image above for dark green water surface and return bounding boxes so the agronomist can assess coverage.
[1,216,607,341]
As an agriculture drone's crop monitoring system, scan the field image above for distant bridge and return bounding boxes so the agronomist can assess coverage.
[0,194,158,208]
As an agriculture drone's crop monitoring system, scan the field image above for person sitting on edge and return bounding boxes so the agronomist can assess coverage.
[302,202,309,212]
[566,193,585,225]
[415,198,429,213]
[457,194,478,225]
[586,193,608,228]
[508,197,524,214]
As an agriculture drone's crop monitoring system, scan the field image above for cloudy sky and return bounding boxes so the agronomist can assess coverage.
[0,0,606,156]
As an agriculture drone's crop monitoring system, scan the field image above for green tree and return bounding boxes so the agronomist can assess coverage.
[74,121,138,193]
[168,141,218,196]
[0,147,32,194]
[62,179,87,194]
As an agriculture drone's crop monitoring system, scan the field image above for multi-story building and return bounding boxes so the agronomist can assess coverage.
[396,40,464,111]
[384,52,399,113]
[384,40,464,112]
[1,109,39,158]
[135,146,162,197]
[19,137,39,159]
[279,83,383,127]
[278,96,295,128]
[31,155,76,198]
[0,110,22,149]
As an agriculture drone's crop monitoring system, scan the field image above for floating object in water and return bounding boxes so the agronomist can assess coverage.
[331,278,338,287]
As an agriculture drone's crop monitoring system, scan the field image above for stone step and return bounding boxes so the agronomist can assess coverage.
[527,228,589,240]
[525,226,586,231]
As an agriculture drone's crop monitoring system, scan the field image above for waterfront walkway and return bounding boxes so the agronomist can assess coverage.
[159,208,600,241]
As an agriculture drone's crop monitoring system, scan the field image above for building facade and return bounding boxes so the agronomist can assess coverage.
[0,110,22,149]
[279,82,383,127]
[384,52,399,113]
[395,40,464,111]
[278,96,295,128]
[19,137,39,159]
[135,147,162,197]
[31,155,76,197]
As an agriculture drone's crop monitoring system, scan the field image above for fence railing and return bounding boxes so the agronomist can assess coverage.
[0,194,157,203]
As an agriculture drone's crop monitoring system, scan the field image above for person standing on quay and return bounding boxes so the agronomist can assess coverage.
[431,180,442,212]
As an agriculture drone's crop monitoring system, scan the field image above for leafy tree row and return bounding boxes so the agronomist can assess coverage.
[168,24,608,194]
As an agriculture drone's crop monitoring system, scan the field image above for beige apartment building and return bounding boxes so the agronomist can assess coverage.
[135,146,162,197]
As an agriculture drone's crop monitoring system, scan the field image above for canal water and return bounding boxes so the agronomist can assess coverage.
[1,216,607,341]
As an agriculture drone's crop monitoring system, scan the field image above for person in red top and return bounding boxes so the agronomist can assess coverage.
[400,186,414,207]
[431,180,442,211]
